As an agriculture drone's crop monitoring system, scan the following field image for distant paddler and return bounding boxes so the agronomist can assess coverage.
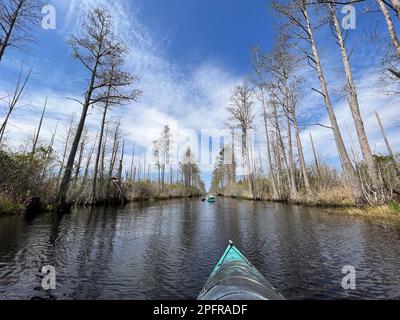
[207,195,216,203]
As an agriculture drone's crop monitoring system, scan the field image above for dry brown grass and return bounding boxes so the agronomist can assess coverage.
[306,186,354,207]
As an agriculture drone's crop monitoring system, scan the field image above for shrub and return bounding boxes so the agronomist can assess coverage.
[0,148,54,207]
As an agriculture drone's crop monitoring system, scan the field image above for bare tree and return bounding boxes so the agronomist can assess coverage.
[57,8,140,210]
[266,34,311,198]
[57,113,75,183]
[377,0,400,60]
[181,147,201,194]
[153,139,162,192]
[31,97,46,154]
[250,47,280,199]
[269,97,292,198]
[152,125,172,194]
[73,127,88,189]
[80,134,97,195]
[0,0,42,62]
[327,1,380,187]
[105,120,121,200]
[226,124,237,187]
[266,40,299,199]
[273,0,363,203]
[160,125,172,193]
[40,120,57,179]
[375,111,399,175]
[116,140,125,198]
[227,82,255,198]
[0,66,31,144]
[90,57,140,204]
[290,88,312,195]
[309,132,321,179]
[129,144,136,181]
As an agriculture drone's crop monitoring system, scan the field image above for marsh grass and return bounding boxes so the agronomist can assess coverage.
[0,195,23,214]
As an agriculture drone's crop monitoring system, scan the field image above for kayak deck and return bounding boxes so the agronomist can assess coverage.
[198,241,284,300]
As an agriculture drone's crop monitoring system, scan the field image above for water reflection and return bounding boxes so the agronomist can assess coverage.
[0,198,400,300]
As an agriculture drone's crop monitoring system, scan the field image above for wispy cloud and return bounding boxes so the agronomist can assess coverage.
[299,69,400,166]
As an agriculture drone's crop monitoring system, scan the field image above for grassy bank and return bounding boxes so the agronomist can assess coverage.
[325,202,400,221]
[216,182,354,206]
[215,182,400,222]
[0,181,205,215]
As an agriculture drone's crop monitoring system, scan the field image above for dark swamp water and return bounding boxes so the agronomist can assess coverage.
[1,198,400,300]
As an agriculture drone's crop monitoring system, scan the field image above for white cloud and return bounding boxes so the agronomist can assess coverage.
[299,70,400,166]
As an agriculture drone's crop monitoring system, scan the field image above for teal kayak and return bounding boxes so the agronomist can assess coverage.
[207,195,216,203]
[198,241,285,300]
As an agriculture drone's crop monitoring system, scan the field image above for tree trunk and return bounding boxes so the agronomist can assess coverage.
[57,114,75,183]
[41,122,58,179]
[0,1,22,62]
[117,140,125,201]
[106,123,120,200]
[287,117,298,200]
[243,129,254,199]
[273,135,283,198]
[0,110,12,144]
[263,105,279,199]
[91,93,110,204]
[78,134,97,197]
[375,111,399,175]
[309,132,321,179]
[0,68,31,143]
[158,165,161,193]
[73,131,86,189]
[293,115,311,195]
[57,61,98,210]
[100,125,109,186]
[161,164,165,193]
[129,145,135,181]
[32,98,47,154]
[302,3,363,202]
[378,0,400,59]
[231,129,237,185]
[391,0,400,17]
[273,102,291,198]
[329,2,380,187]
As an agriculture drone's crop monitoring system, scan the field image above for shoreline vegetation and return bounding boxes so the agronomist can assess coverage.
[0,146,206,215]
[212,193,400,224]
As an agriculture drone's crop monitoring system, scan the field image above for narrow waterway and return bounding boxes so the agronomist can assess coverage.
[1,198,400,300]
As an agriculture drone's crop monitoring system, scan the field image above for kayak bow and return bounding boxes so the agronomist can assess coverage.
[197,241,285,300]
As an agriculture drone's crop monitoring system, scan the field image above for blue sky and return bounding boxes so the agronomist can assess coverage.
[0,0,399,189]
[137,0,275,70]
